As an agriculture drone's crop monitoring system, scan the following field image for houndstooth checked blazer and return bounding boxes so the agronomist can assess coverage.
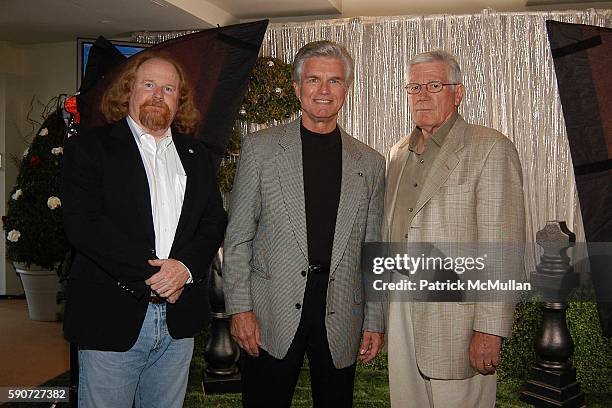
[384,115,525,379]
[223,118,386,369]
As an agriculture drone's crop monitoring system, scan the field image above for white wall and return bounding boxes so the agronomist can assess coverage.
[0,41,76,295]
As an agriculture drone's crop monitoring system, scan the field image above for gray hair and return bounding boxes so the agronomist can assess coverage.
[292,40,355,86]
[407,50,463,84]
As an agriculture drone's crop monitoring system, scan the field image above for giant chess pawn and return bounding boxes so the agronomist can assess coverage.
[202,248,241,393]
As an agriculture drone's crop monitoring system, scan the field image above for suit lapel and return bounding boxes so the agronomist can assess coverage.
[414,117,466,214]
[110,119,155,247]
[172,133,197,248]
[276,120,365,271]
[277,120,308,262]
[330,130,364,275]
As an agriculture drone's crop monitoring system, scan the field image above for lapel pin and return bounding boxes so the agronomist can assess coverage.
[358,172,363,177]
[188,149,194,154]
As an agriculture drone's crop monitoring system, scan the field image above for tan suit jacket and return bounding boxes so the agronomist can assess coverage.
[384,115,525,379]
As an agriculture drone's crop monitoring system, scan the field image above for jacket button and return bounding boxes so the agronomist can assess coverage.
[295,303,301,310]
[301,270,306,277]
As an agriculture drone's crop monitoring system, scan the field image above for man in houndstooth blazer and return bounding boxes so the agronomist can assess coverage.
[223,41,385,407]
[384,50,525,407]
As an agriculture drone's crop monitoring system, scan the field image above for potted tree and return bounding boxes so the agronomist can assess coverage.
[3,97,68,321]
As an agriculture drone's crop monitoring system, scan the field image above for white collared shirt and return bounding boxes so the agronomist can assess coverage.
[127,116,192,281]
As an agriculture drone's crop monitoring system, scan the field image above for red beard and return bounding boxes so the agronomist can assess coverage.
[139,99,173,132]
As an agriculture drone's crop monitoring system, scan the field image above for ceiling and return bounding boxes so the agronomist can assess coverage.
[1,0,610,44]
[0,0,213,44]
[204,0,341,19]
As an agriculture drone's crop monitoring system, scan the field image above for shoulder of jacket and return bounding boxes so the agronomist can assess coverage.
[463,123,515,149]
[348,136,378,155]
[242,123,289,152]
[68,122,115,149]
[347,136,384,162]
[248,122,288,139]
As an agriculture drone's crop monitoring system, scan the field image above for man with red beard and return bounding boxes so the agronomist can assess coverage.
[62,53,226,408]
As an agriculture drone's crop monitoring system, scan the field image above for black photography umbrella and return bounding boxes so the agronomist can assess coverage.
[75,20,269,166]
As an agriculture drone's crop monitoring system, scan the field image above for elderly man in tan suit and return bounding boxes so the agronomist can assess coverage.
[384,50,525,407]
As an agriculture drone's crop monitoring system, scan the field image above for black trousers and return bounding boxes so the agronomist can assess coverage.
[240,271,356,408]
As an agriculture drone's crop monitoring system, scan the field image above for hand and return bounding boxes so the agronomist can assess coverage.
[469,331,502,375]
[145,259,189,298]
[230,311,260,357]
[358,331,384,363]
[167,287,184,304]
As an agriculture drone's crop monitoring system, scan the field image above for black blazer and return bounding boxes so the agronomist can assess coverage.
[62,119,227,351]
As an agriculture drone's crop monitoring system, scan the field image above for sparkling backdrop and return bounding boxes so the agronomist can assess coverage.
[134,9,612,272]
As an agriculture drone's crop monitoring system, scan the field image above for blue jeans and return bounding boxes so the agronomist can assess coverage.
[78,303,194,408]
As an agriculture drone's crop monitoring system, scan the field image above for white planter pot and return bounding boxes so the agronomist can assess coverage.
[14,263,60,322]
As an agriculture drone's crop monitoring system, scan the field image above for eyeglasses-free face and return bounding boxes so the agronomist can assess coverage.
[293,56,349,133]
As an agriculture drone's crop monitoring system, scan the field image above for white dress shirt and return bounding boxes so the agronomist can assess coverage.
[127,115,192,282]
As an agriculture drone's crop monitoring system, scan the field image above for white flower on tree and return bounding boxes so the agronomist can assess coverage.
[11,189,23,200]
[267,60,274,67]
[274,87,282,94]
[51,147,63,155]
[47,196,61,210]
[38,128,49,136]
[7,230,21,242]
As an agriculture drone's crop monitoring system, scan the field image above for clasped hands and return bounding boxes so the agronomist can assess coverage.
[145,259,189,303]
[230,311,384,363]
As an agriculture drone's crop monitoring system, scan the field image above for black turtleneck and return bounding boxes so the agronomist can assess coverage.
[300,122,342,269]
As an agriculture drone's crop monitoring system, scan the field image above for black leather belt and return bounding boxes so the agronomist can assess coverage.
[149,295,166,304]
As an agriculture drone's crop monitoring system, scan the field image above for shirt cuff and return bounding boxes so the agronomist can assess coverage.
[177,261,193,284]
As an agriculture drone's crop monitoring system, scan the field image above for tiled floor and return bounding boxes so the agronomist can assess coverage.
[0,299,69,387]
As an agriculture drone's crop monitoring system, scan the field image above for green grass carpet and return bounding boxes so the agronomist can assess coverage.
[6,330,609,407]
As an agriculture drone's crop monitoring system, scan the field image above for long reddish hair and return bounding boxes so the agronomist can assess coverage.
[100,52,199,135]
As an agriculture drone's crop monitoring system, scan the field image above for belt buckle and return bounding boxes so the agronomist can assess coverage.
[149,295,166,304]
[308,264,327,274]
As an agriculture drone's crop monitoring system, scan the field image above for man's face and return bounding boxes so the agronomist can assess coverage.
[128,58,180,136]
[293,57,349,132]
[407,62,463,133]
